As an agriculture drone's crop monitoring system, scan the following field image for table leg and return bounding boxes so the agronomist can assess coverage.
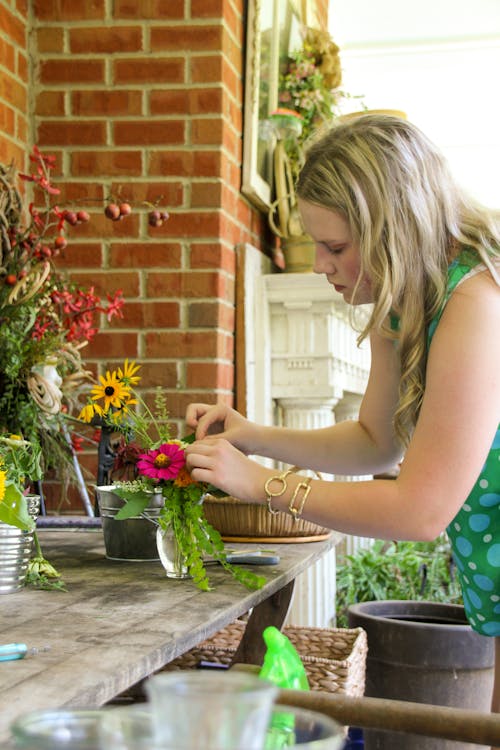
[231,579,295,666]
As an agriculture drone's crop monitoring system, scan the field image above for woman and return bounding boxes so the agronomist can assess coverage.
[184,114,500,722]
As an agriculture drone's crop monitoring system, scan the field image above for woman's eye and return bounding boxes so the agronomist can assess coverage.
[326,244,345,255]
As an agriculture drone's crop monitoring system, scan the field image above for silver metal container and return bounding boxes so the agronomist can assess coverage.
[95,486,163,561]
[0,495,40,594]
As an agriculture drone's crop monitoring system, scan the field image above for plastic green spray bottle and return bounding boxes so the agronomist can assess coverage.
[259,626,309,748]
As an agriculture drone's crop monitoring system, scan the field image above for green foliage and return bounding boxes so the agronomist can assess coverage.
[335,537,463,627]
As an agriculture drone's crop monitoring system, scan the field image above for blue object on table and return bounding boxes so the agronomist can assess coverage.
[0,643,28,661]
[344,726,364,748]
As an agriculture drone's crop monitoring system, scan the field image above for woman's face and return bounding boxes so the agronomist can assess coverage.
[298,199,372,305]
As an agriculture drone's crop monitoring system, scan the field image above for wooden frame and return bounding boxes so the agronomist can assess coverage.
[241,0,304,213]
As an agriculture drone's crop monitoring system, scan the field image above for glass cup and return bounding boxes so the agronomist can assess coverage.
[98,705,157,750]
[10,709,102,750]
[146,670,278,750]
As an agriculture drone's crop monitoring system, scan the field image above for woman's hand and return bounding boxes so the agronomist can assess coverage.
[185,403,257,454]
[185,437,267,502]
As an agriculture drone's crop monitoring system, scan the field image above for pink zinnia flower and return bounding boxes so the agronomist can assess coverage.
[136,443,185,481]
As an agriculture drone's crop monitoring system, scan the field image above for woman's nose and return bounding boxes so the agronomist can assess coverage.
[313,245,334,274]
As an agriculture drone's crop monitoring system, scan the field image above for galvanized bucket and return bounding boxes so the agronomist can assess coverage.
[0,495,40,595]
[95,486,163,561]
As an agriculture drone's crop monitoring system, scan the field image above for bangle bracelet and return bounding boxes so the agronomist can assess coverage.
[288,476,312,521]
[264,470,293,515]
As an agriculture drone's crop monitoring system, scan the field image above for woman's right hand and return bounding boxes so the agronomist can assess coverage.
[185,403,256,454]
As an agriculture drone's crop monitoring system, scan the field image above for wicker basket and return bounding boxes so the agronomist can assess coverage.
[203,495,331,541]
[161,620,367,697]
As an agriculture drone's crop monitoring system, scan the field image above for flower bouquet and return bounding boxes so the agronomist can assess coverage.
[78,361,265,591]
[0,146,124,507]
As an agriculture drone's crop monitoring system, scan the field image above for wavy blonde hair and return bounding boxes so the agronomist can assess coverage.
[296,114,500,447]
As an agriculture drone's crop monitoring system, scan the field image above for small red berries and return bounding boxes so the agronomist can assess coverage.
[118,202,132,217]
[148,210,169,227]
[5,274,17,286]
[104,203,121,221]
[54,236,67,251]
[77,210,90,223]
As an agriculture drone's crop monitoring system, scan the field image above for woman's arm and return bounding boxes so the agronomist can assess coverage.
[187,271,500,541]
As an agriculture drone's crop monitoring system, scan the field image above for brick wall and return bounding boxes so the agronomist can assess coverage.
[0,0,29,167]
[1,0,328,512]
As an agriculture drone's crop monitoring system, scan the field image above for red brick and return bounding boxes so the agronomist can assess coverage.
[146,270,232,300]
[69,26,142,54]
[69,269,140,298]
[46,181,105,205]
[145,330,225,359]
[36,27,64,53]
[133,361,179,388]
[149,87,222,116]
[188,300,234,331]
[109,242,182,268]
[159,210,221,239]
[0,4,25,47]
[64,212,140,240]
[149,149,222,178]
[151,25,222,52]
[114,120,185,146]
[39,59,105,84]
[0,37,15,72]
[0,71,26,111]
[37,120,107,146]
[190,180,222,208]
[73,89,143,117]
[186,361,234,390]
[54,242,103,269]
[191,54,223,84]
[113,0,185,19]
[33,0,105,21]
[0,103,15,136]
[114,300,180,328]
[113,57,184,85]
[191,0,224,18]
[71,150,143,177]
[85,331,139,359]
[35,90,65,117]
[191,117,224,146]
[189,241,234,272]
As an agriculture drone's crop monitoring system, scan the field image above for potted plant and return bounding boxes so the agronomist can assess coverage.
[77,360,266,592]
[337,540,494,750]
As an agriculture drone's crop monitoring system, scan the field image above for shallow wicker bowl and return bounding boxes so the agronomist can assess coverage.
[203,495,331,542]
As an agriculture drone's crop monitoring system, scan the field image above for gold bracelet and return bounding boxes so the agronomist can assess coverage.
[288,476,312,521]
[264,470,293,515]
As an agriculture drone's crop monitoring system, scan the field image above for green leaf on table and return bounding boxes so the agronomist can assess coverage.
[0,483,35,531]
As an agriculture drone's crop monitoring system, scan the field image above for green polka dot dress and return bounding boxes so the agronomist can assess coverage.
[427,249,500,636]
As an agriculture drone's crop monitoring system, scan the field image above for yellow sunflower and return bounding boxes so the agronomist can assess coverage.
[91,370,132,411]
[117,359,141,387]
[78,402,104,423]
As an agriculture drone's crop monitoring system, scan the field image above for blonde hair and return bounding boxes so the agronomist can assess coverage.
[297,114,500,447]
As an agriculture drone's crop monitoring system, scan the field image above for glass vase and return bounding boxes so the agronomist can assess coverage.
[156,525,191,580]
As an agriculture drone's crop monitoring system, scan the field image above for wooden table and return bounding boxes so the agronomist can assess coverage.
[0,528,338,741]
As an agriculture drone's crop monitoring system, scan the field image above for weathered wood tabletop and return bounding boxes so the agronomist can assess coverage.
[0,527,337,740]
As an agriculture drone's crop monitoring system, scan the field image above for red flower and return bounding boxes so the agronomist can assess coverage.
[136,443,185,481]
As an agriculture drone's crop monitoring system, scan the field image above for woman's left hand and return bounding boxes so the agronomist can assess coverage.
[185,437,268,503]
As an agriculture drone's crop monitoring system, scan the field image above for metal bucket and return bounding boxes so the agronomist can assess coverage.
[95,486,163,561]
[0,495,40,594]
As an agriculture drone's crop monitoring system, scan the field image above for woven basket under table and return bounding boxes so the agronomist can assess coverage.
[161,620,367,697]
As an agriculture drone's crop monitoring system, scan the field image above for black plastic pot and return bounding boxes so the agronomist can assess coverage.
[348,600,495,750]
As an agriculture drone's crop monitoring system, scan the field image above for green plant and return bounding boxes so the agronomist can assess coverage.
[78,360,266,592]
[335,537,463,628]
